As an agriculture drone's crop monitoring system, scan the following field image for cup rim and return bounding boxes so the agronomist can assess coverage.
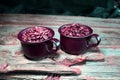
[17,26,55,44]
[58,23,93,38]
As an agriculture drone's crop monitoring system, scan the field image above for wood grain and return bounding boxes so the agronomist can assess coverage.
[0,14,120,80]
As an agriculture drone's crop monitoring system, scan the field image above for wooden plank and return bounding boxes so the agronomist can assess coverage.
[0,14,120,28]
[0,14,120,79]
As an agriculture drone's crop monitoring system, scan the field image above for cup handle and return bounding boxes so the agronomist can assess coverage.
[87,34,101,48]
[50,38,60,52]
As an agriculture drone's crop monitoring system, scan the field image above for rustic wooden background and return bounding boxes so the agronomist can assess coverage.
[0,14,120,80]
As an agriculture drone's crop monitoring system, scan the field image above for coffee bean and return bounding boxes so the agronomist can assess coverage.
[21,26,52,43]
[61,24,90,37]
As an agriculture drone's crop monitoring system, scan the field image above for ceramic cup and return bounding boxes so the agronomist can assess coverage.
[17,26,60,60]
[58,23,101,55]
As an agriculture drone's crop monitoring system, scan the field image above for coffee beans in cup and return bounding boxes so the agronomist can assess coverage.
[17,26,60,59]
[60,24,90,37]
[21,26,53,43]
[58,23,101,55]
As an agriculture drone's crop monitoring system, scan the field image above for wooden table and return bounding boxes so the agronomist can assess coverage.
[0,14,120,80]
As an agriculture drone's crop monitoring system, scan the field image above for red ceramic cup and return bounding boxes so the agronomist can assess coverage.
[58,23,101,55]
[17,26,60,60]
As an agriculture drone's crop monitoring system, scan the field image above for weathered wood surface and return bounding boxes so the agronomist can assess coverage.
[0,14,120,80]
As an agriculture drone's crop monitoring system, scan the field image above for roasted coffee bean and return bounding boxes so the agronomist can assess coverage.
[61,24,90,37]
[22,26,52,43]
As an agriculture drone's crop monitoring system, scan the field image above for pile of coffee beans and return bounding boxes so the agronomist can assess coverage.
[61,24,90,37]
[21,26,52,43]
